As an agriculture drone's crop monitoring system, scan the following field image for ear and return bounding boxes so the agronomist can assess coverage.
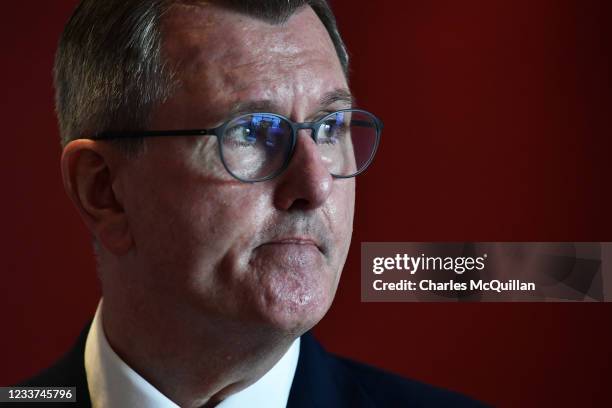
[61,140,133,255]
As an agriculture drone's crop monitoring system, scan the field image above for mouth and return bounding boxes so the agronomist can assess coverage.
[260,237,324,254]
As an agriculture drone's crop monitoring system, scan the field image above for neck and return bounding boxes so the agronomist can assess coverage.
[101,294,296,408]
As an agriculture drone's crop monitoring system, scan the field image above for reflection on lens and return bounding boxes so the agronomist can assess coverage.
[221,114,292,181]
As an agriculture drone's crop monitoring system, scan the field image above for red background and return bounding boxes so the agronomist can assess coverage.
[1,1,611,406]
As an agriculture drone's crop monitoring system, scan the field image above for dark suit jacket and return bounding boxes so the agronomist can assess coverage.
[16,323,488,407]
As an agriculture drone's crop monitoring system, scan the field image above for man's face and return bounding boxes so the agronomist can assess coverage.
[113,4,354,334]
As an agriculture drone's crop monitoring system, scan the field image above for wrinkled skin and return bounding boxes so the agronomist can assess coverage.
[111,4,354,339]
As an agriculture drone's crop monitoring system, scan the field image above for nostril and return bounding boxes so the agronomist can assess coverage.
[287,198,310,212]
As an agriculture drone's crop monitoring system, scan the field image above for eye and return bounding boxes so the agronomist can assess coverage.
[318,120,349,145]
[225,125,256,147]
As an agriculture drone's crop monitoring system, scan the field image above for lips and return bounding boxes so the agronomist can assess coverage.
[252,237,325,272]
[261,237,322,251]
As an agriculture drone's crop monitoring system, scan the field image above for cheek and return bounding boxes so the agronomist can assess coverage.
[124,158,270,278]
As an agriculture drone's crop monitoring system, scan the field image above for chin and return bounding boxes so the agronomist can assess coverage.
[242,246,341,335]
[255,283,336,336]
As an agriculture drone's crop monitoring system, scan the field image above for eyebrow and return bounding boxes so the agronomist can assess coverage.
[226,88,355,119]
[317,89,354,110]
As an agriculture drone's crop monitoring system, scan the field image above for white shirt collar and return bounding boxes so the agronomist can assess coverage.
[84,299,300,408]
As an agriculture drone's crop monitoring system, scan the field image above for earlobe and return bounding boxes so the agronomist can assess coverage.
[61,140,133,255]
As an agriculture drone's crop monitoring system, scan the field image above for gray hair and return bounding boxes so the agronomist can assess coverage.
[54,0,349,150]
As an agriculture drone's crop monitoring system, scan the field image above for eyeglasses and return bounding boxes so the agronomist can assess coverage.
[94,108,382,183]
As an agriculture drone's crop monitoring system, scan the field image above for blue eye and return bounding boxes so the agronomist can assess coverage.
[225,125,255,146]
[243,127,255,143]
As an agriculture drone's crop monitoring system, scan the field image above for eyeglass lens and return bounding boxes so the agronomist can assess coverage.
[220,110,379,181]
[221,114,293,181]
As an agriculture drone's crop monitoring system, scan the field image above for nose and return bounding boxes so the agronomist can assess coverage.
[272,130,333,211]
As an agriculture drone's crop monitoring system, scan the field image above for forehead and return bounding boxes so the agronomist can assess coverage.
[157,3,348,125]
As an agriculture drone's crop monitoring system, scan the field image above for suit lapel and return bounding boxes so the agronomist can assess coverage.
[287,332,375,408]
[18,321,92,407]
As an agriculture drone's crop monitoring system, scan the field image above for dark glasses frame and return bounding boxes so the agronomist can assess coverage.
[93,108,383,183]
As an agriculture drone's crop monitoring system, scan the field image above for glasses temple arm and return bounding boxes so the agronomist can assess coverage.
[92,129,214,140]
